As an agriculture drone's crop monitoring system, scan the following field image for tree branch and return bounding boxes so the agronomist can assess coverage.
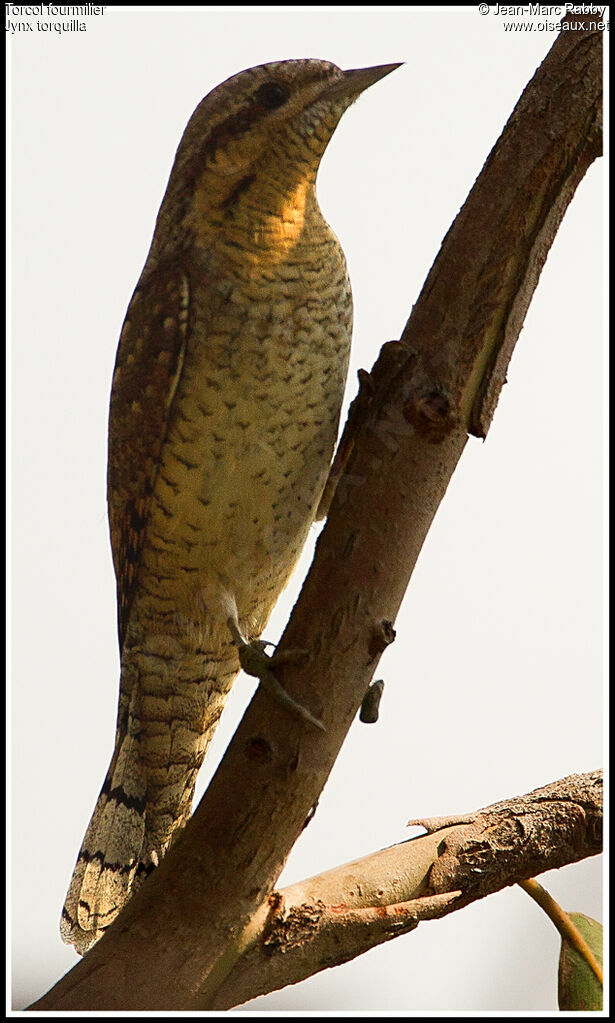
[31,16,602,1012]
[209,770,602,1007]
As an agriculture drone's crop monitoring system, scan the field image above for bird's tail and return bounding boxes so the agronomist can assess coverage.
[60,644,240,955]
[60,709,151,955]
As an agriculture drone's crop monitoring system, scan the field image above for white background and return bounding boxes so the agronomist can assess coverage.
[9,5,605,1013]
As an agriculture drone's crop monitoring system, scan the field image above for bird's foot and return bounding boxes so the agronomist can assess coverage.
[228,619,324,731]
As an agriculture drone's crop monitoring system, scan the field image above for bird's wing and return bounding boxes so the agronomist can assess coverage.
[107,263,190,652]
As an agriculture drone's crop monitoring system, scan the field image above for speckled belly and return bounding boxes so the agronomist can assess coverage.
[139,273,352,641]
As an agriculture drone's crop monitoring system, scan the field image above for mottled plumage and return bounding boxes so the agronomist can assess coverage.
[61,57,399,954]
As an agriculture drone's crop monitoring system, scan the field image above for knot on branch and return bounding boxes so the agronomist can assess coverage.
[421,772,603,903]
[263,897,326,956]
[368,620,396,659]
[245,736,273,762]
[369,340,415,392]
[403,382,457,443]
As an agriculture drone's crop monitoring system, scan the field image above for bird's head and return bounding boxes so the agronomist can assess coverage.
[155,59,401,253]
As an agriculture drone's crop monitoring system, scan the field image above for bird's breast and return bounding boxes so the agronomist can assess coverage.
[144,231,352,631]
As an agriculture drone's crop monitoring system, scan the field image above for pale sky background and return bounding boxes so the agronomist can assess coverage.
[9,5,605,1014]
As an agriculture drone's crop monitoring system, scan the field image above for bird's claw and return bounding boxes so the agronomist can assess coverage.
[233,632,323,731]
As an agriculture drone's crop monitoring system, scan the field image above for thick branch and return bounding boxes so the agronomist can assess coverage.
[210,770,602,1007]
[32,18,602,1012]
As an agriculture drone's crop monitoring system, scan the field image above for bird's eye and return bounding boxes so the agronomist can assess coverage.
[256,81,289,110]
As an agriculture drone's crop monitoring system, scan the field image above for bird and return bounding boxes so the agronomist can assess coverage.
[60,57,400,955]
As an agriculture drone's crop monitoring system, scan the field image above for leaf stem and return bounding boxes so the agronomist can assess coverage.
[518,878,603,986]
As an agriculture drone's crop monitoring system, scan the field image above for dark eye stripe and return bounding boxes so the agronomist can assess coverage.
[189,81,292,176]
[220,173,257,212]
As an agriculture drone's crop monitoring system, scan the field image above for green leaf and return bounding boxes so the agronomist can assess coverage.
[558,913,603,1011]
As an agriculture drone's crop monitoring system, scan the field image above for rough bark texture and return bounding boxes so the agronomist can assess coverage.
[31,16,602,1012]
[209,770,602,1007]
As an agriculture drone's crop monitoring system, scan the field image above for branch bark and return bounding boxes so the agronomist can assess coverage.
[31,16,602,1012]
[209,770,602,1008]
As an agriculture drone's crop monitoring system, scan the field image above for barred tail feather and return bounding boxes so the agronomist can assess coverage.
[60,727,147,955]
[61,648,240,954]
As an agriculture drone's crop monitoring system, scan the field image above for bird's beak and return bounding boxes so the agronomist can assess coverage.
[323,62,403,103]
